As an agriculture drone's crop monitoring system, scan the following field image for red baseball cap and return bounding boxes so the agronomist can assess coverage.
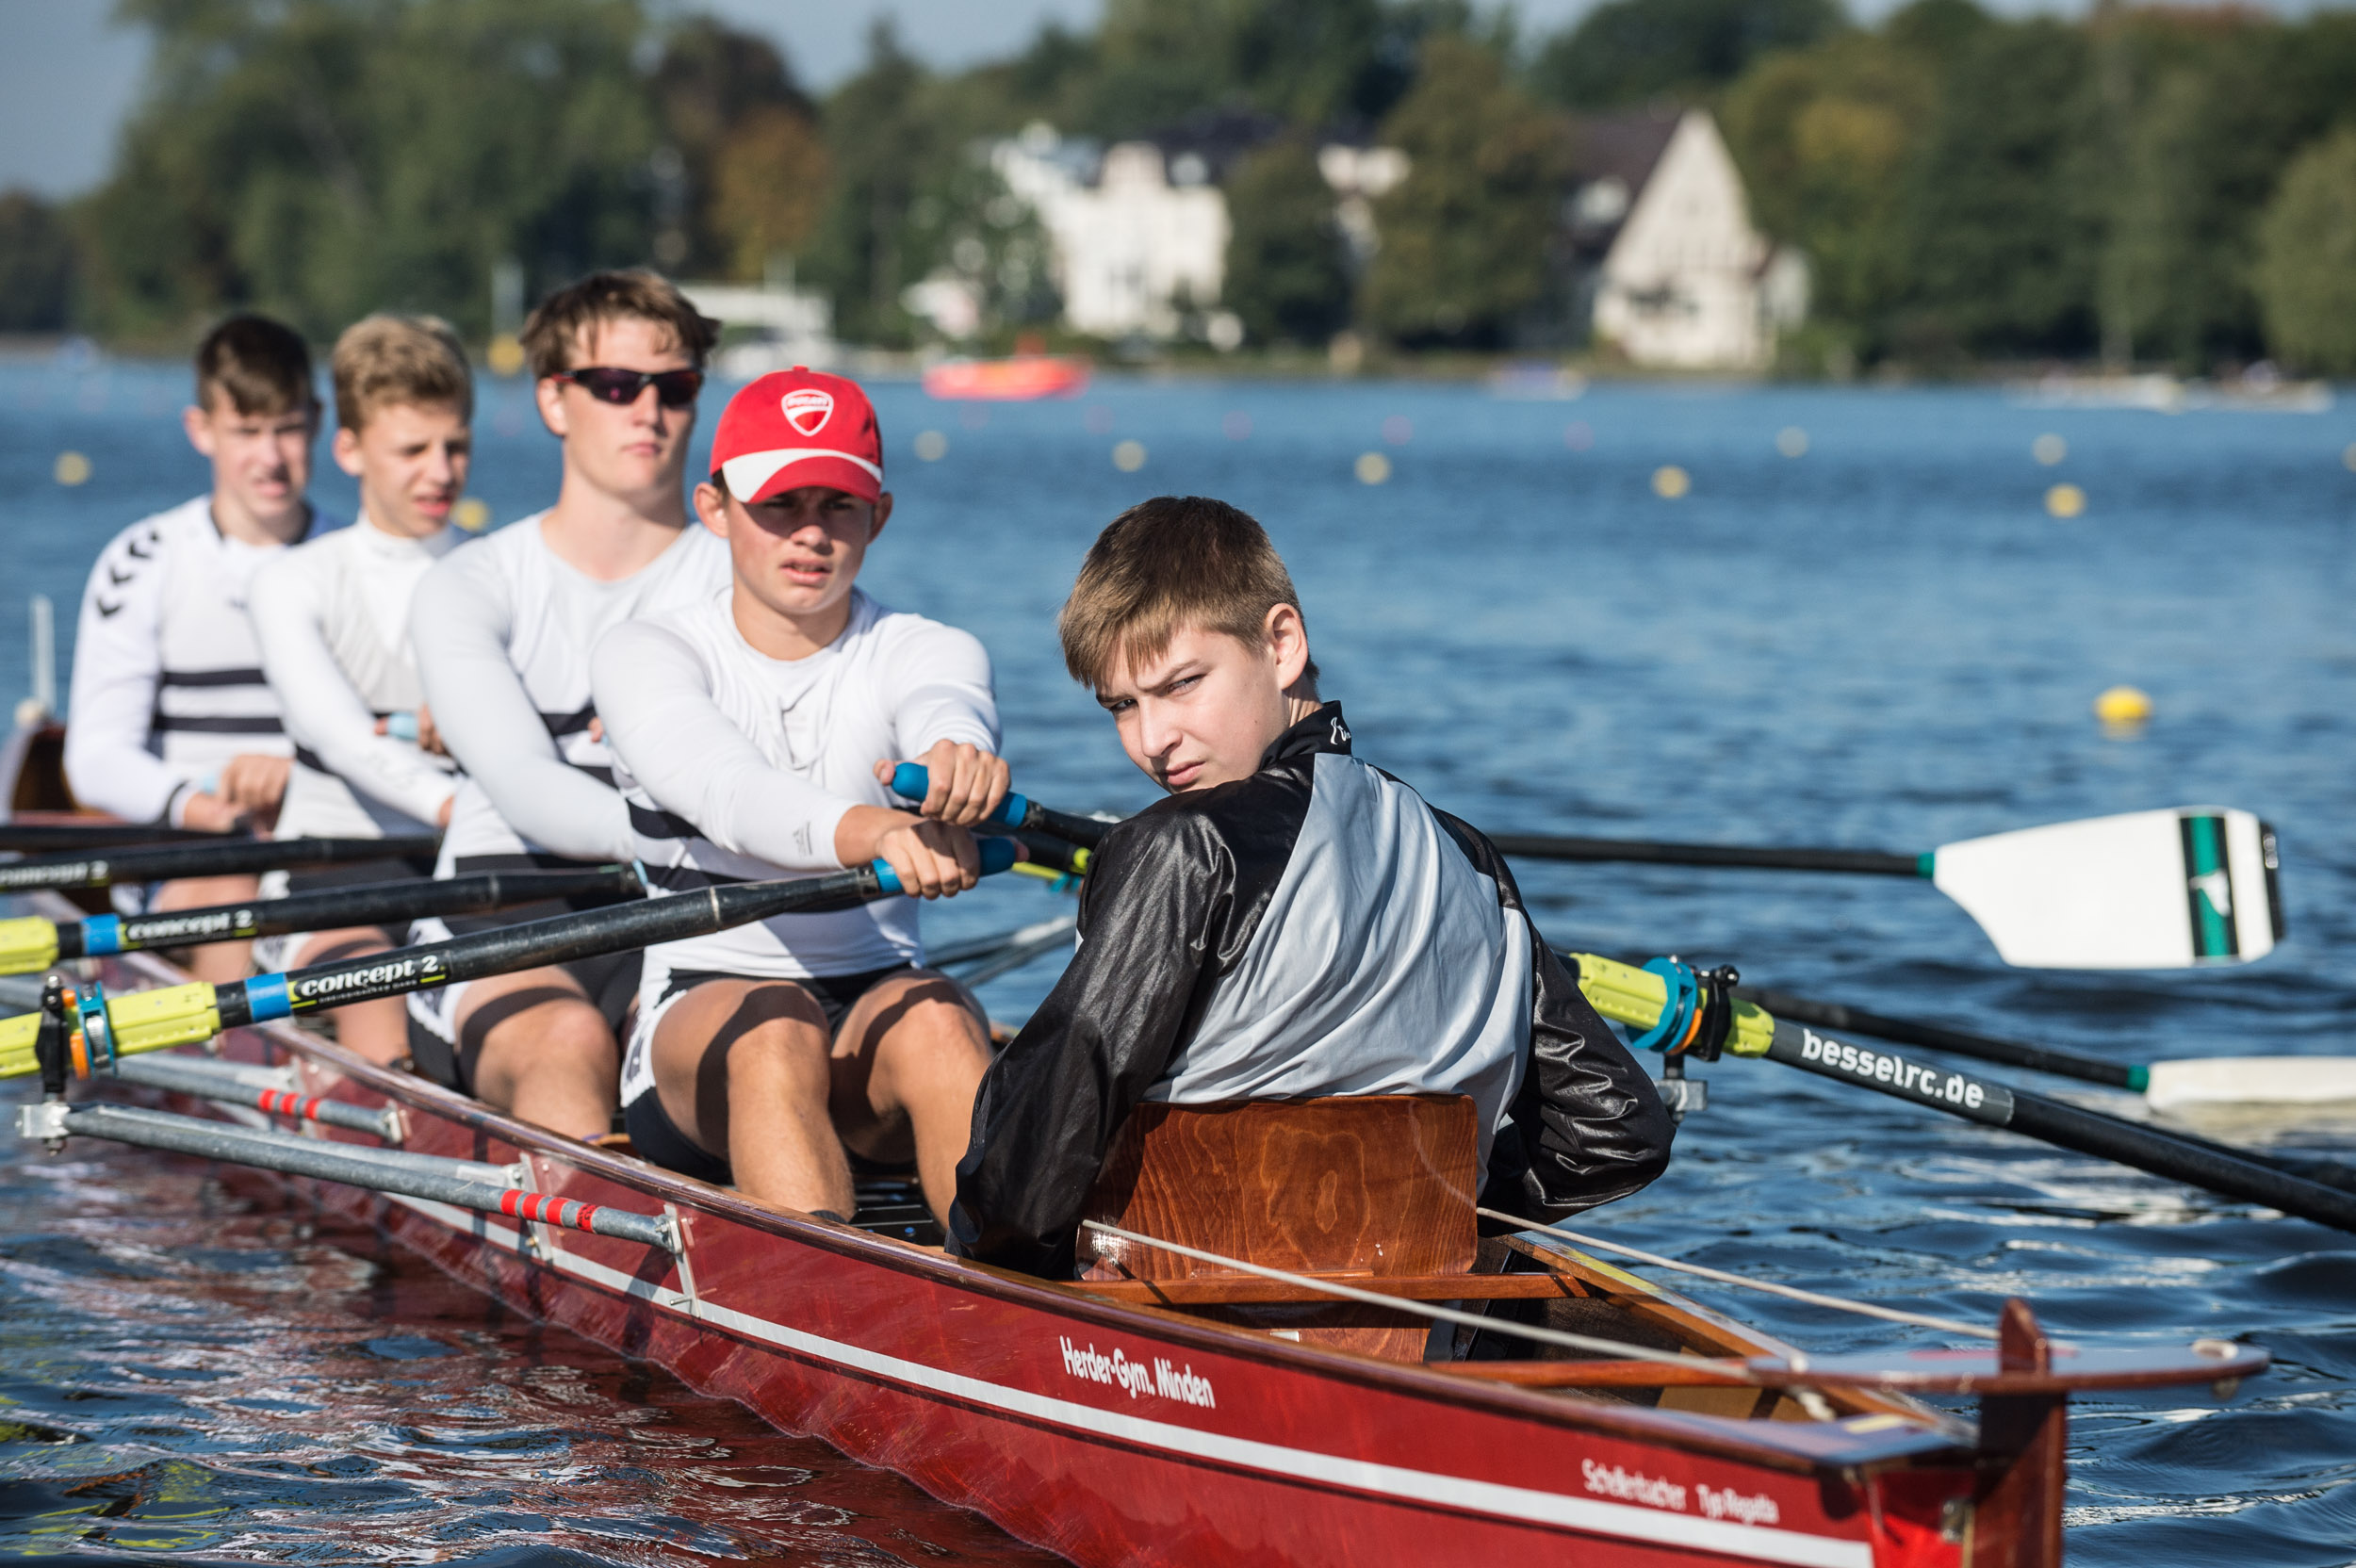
[711,368,884,504]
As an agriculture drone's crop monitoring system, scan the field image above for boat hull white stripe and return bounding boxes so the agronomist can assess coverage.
[377,1192,1869,1567]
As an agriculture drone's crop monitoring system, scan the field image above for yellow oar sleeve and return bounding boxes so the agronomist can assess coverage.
[106,983,223,1056]
[0,981,222,1079]
[1564,952,1776,1058]
[0,917,58,976]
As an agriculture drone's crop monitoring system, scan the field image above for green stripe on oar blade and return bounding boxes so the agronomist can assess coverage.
[1928,806,2282,970]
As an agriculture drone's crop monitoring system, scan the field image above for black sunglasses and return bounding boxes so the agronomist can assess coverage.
[555,367,704,407]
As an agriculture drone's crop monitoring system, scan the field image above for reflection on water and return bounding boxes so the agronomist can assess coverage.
[0,1140,1060,1564]
[6,364,2356,1563]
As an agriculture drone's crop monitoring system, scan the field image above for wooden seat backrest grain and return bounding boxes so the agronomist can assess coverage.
[1080,1094,1478,1282]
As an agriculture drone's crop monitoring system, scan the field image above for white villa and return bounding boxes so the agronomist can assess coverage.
[1579,108,1807,369]
[991,125,1230,340]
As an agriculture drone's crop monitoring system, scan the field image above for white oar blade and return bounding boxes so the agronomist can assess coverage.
[1931,807,2282,969]
[2146,1057,2356,1111]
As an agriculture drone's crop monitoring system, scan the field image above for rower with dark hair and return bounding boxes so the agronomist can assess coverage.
[950,497,1674,1280]
[404,270,728,1137]
[64,314,336,982]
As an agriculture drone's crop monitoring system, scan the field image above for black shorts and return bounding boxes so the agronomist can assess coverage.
[621,964,915,1184]
[404,854,644,1094]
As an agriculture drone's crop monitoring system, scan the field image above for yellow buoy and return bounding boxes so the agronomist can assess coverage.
[1112,439,1147,473]
[451,498,491,533]
[1354,451,1391,485]
[2045,482,2086,519]
[913,430,948,462]
[2094,685,2152,727]
[1651,466,1690,499]
[2033,433,2067,466]
[53,450,90,486]
[486,335,526,378]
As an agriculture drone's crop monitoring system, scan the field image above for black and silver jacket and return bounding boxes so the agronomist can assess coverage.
[948,703,1673,1279]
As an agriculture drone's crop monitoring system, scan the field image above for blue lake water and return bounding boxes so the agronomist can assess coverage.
[4,354,2355,1562]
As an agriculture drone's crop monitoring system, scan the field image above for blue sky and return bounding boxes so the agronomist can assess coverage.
[0,0,2328,199]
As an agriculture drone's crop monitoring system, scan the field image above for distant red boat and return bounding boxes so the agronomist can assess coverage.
[924,356,1091,401]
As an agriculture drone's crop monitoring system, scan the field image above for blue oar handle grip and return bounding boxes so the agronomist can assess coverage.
[868,836,1020,895]
[890,763,1030,830]
[385,710,419,743]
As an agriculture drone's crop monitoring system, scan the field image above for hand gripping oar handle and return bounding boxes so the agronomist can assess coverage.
[0,841,1018,1079]
[891,763,1109,852]
[0,833,443,893]
[0,865,645,975]
[1490,835,1927,877]
[1566,952,2356,1234]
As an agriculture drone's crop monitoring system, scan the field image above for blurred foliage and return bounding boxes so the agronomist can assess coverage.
[11,0,2356,371]
[0,194,76,333]
[1223,136,1352,345]
[1532,0,1844,110]
[1364,36,1570,346]
[2253,126,2356,374]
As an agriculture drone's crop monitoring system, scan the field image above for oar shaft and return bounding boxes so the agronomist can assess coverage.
[0,823,233,853]
[1,841,1020,1078]
[0,834,440,892]
[1736,981,2356,1195]
[1756,1014,2356,1233]
[1493,835,1925,877]
[50,865,642,964]
[1732,985,2141,1089]
[215,868,888,1030]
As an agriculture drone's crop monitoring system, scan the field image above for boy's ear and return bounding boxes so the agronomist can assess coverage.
[869,492,893,541]
[331,425,365,478]
[692,482,730,538]
[1267,602,1311,692]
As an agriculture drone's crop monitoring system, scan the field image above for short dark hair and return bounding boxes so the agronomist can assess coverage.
[194,314,316,416]
[520,269,720,380]
[1059,496,1317,694]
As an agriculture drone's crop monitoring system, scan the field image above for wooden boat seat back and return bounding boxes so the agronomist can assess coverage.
[1082,1094,1478,1282]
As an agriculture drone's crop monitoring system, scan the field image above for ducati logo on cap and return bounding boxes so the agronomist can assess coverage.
[781,388,834,435]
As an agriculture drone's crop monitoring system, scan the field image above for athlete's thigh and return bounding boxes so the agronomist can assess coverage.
[827,970,988,1132]
[650,978,828,1086]
[452,963,596,1054]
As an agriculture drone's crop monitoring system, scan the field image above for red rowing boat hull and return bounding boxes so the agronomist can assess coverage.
[85,949,1979,1568]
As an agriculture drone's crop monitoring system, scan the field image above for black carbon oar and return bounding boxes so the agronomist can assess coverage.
[0,865,645,974]
[1734,983,2356,1119]
[0,822,236,853]
[1569,952,2356,1233]
[0,834,441,893]
[1,839,1022,1080]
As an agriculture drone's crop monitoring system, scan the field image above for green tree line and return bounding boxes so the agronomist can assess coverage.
[8,0,2356,371]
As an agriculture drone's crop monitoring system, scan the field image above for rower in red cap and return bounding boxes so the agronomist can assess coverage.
[590,368,1006,1224]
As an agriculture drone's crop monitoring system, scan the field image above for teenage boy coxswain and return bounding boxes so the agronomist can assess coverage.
[247,316,474,1065]
[405,270,729,1138]
[591,369,1003,1224]
[64,316,336,983]
[949,498,1674,1279]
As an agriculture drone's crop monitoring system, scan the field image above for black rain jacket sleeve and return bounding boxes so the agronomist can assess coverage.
[1433,811,1677,1223]
[946,802,1252,1280]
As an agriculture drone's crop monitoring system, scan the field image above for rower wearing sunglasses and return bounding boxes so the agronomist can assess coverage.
[402,270,728,1139]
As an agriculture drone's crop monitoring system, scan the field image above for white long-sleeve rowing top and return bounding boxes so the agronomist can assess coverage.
[597,586,998,1104]
[250,514,460,840]
[64,495,329,825]
[410,513,729,866]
